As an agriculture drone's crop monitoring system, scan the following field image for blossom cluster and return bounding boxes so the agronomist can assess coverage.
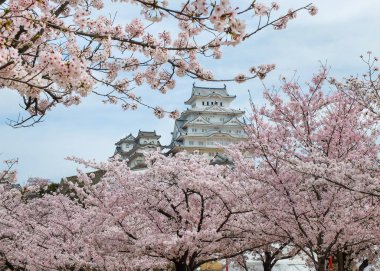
[0,0,316,126]
[227,68,380,271]
[2,77,380,270]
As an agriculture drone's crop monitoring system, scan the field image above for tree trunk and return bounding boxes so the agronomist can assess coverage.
[317,256,326,271]
[337,251,354,271]
[175,261,188,271]
[262,251,273,271]
[263,261,272,271]
[358,259,368,271]
[337,251,344,271]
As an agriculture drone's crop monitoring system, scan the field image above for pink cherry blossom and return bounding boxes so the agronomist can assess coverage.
[0,0,316,126]
[229,67,380,271]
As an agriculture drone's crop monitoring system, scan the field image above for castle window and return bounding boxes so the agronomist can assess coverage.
[220,102,223,106]
[207,101,209,105]
[189,141,194,145]
[192,128,197,132]
[199,141,204,146]
[202,101,205,105]
[215,102,218,105]
[211,102,214,105]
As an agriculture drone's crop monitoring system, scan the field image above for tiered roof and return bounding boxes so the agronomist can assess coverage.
[169,84,246,155]
[136,130,161,139]
[115,133,135,145]
[180,106,244,116]
[184,84,235,105]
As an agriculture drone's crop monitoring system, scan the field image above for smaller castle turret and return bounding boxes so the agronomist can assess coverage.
[114,130,161,169]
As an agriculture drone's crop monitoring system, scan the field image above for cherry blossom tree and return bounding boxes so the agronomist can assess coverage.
[333,52,380,119]
[0,159,18,184]
[230,69,380,271]
[11,194,92,271]
[0,160,92,271]
[232,244,301,271]
[222,151,303,271]
[67,152,265,271]
[0,0,317,126]
[0,160,24,270]
[253,244,300,271]
[3,196,90,271]
[1,72,380,269]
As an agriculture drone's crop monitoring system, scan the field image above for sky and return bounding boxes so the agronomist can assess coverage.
[1,0,380,183]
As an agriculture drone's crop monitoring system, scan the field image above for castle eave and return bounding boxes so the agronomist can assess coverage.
[181,108,245,116]
[184,94,235,105]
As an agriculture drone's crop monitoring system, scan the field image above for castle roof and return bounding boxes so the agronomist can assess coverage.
[184,84,236,105]
[210,153,234,166]
[136,130,161,139]
[180,106,244,116]
[115,133,135,145]
[115,130,161,147]
[114,130,161,158]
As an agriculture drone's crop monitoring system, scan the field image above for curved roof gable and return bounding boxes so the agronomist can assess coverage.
[115,133,135,145]
[223,117,245,126]
[182,115,210,127]
[184,84,236,104]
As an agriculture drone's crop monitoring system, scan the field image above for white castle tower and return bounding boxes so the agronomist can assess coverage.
[168,84,247,157]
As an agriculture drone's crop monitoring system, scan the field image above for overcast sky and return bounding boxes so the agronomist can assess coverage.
[1,0,380,183]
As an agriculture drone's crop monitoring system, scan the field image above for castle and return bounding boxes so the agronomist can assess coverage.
[114,85,247,169]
